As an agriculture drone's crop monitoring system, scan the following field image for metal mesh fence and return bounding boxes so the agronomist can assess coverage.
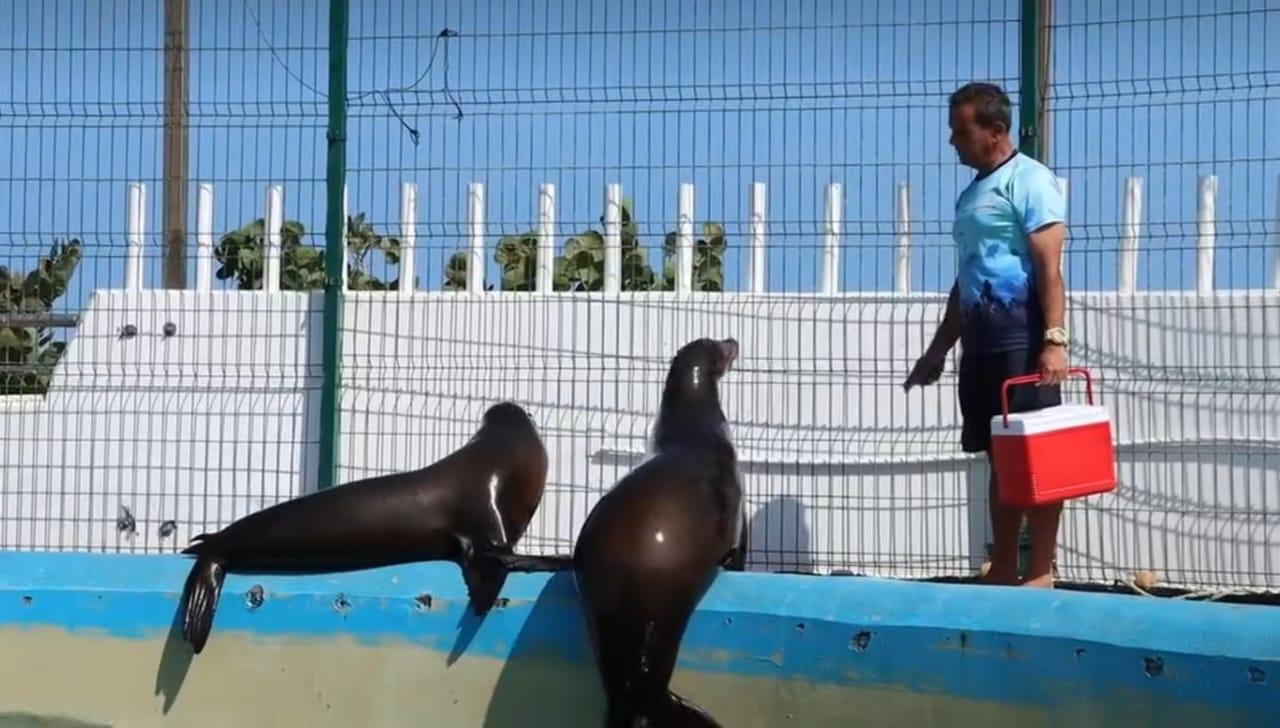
[1,0,1278,594]
[1042,1,1280,591]
[335,0,1027,578]
[0,0,332,551]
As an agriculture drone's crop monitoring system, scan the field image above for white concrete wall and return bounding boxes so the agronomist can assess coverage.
[2,289,1278,591]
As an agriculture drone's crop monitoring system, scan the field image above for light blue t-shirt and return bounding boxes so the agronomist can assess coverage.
[952,152,1066,353]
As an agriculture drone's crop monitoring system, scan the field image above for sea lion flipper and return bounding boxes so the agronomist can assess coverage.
[482,551,575,573]
[461,551,510,616]
[180,556,225,655]
[720,513,749,571]
[663,690,724,728]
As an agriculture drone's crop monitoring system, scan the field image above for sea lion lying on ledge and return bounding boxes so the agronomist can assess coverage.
[179,401,548,654]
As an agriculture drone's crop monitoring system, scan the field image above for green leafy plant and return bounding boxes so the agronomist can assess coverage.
[214,214,405,291]
[442,251,476,291]
[0,239,82,395]
[344,213,405,291]
[662,222,726,292]
[445,198,725,293]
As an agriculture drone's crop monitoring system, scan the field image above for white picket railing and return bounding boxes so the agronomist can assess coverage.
[119,173,1277,295]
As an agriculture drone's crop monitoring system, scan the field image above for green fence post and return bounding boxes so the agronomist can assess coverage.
[319,0,349,490]
[1016,0,1051,572]
[1018,0,1044,161]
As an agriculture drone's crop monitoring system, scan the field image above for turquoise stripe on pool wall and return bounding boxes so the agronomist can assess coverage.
[1,552,1277,726]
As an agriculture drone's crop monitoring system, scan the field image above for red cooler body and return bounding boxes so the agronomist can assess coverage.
[990,368,1117,508]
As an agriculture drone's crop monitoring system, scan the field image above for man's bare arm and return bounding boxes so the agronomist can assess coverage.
[903,280,964,390]
[1028,221,1068,385]
[1028,222,1065,330]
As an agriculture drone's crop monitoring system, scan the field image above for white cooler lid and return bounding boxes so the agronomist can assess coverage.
[991,403,1111,436]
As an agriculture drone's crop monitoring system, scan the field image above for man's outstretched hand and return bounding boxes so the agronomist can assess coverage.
[903,351,947,391]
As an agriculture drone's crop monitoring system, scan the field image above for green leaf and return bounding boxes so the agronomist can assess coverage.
[569,248,595,270]
[237,246,262,267]
[291,246,322,266]
[282,220,306,242]
[38,341,65,365]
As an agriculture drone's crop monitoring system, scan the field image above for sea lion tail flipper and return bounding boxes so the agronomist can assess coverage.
[721,516,749,571]
[180,532,210,555]
[181,555,226,655]
[663,690,724,728]
[461,551,510,616]
[609,690,722,728]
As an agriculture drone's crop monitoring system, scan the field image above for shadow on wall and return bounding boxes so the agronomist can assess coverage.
[482,572,604,726]
[746,495,814,574]
[154,599,197,714]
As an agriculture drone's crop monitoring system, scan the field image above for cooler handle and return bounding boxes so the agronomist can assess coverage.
[1000,367,1094,428]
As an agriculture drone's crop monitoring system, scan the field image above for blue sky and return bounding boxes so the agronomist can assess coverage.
[2,0,1278,313]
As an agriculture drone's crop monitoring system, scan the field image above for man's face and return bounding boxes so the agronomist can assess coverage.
[948,102,1003,169]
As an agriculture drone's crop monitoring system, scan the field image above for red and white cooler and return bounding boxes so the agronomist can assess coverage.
[990,368,1118,508]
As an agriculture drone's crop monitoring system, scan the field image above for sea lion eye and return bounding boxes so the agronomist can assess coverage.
[691,365,701,388]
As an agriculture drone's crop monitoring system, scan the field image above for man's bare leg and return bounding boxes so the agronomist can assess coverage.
[1022,502,1063,588]
[985,463,1023,586]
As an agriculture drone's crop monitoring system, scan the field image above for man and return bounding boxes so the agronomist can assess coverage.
[904,82,1070,588]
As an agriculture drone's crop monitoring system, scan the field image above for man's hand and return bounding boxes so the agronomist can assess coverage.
[904,281,963,392]
[1038,344,1068,386]
[903,350,947,391]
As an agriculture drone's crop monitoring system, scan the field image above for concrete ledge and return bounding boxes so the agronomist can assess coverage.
[1,552,1277,727]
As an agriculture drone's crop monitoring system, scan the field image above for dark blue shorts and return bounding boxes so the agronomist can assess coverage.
[958,347,1061,453]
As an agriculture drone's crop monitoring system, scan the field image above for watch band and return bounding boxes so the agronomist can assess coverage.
[1044,327,1069,347]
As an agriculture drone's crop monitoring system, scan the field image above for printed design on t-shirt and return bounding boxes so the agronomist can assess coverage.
[966,276,1039,339]
[960,237,1034,314]
[952,152,1063,352]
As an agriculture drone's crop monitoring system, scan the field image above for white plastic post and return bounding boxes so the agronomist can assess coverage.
[748,182,767,293]
[822,182,842,294]
[399,182,417,296]
[1118,176,1143,294]
[125,183,145,292]
[603,183,623,293]
[1196,174,1218,294]
[676,183,694,293]
[263,185,284,292]
[468,182,486,293]
[894,182,912,294]
[195,183,214,292]
[536,183,556,292]
[341,183,350,292]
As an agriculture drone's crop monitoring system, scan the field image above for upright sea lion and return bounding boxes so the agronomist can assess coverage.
[573,337,744,727]
[178,401,548,654]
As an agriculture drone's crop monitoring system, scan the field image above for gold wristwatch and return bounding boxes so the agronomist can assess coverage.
[1044,326,1069,348]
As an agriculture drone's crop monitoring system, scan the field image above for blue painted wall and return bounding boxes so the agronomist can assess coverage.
[1,552,1277,726]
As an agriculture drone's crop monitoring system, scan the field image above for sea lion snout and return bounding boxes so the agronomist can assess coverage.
[716,338,739,373]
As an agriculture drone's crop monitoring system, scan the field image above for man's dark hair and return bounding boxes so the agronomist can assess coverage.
[949,82,1012,132]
